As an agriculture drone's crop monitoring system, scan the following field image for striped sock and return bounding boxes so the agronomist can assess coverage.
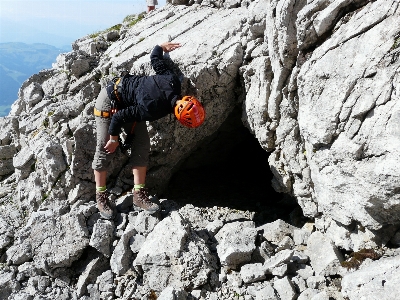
[96,186,107,192]
[134,184,145,191]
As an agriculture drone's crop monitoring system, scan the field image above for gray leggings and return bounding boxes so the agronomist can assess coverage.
[92,88,150,171]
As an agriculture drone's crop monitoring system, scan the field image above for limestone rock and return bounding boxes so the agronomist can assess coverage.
[341,256,400,300]
[6,210,89,271]
[158,286,188,300]
[293,228,311,246]
[134,211,217,291]
[0,1,400,299]
[226,270,242,287]
[264,249,294,273]
[251,240,275,263]
[0,211,15,250]
[240,263,266,284]
[76,253,108,297]
[134,212,190,266]
[307,231,343,276]
[276,236,295,251]
[206,219,224,235]
[297,0,400,229]
[89,219,114,257]
[273,277,297,300]
[307,276,326,289]
[96,270,114,293]
[297,288,320,300]
[215,221,257,269]
[110,223,137,275]
[0,270,20,299]
[296,264,314,281]
[22,82,43,107]
[258,219,297,244]
[129,233,146,253]
[255,282,279,300]
[3,0,398,238]
[134,211,160,236]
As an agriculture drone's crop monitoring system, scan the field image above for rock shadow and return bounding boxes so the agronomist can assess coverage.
[164,105,301,226]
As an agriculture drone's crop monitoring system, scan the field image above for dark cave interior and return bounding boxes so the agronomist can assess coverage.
[164,106,302,226]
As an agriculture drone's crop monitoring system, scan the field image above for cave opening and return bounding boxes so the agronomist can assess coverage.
[164,106,301,226]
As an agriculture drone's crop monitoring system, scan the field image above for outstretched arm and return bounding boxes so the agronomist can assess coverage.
[150,42,181,75]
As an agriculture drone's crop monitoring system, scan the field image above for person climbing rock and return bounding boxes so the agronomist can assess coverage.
[146,0,157,13]
[92,41,205,219]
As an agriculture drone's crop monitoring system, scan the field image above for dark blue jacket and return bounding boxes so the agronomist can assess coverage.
[108,45,181,135]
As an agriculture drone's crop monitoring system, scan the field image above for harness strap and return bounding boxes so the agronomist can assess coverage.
[113,77,123,102]
[94,107,111,118]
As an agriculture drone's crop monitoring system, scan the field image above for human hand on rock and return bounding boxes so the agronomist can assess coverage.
[160,42,181,52]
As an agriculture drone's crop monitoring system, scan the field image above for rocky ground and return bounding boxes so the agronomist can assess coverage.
[1,125,399,299]
[1,0,400,299]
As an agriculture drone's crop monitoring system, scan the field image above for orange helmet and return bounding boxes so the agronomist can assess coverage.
[174,96,205,128]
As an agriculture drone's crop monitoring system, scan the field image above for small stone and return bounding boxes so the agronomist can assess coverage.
[307,231,343,276]
[293,229,311,246]
[306,275,326,289]
[276,236,295,251]
[129,234,146,253]
[272,264,287,277]
[255,282,278,300]
[227,270,243,287]
[296,264,314,280]
[258,219,296,244]
[273,277,297,300]
[297,288,319,300]
[89,220,114,257]
[240,263,266,283]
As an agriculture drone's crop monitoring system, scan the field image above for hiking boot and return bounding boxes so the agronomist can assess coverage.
[133,188,159,213]
[96,191,116,219]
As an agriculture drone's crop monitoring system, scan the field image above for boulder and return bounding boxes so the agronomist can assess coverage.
[110,223,136,275]
[296,0,400,229]
[273,277,297,300]
[134,211,217,291]
[341,256,400,300]
[215,221,257,269]
[6,210,89,271]
[264,249,294,272]
[0,270,20,299]
[258,219,297,244]
[255,282,279,300]
[307,231,343,276]
[89,219,115,257]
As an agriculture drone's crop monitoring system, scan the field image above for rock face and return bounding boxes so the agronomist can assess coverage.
[296,0,400,230]
[341,254,400,300]
[6,209,89,269]
[1,0,400,299]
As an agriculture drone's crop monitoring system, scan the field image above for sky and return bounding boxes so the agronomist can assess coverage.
[0,0,166,49]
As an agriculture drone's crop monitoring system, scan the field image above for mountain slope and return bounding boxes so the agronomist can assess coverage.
[0,42,70,116]
[0,1,400,299]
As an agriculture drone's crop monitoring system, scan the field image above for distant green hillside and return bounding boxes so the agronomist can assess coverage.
[0,43,70,117]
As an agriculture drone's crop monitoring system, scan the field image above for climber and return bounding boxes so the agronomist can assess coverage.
[146,0,157,13]
[92,41,205,219]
